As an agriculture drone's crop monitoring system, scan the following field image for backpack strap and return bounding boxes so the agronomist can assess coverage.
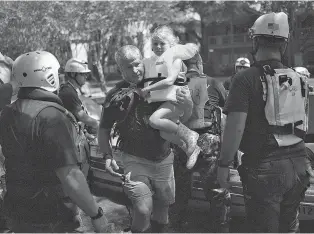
[268,120,306,139]
[256,65,307,139]
[257,64,276,103]
[142,72,188,87]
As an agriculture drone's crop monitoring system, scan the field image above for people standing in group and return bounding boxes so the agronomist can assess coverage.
[0,51,115,232]
[223,57,250,92]
[98,44,193,233]
[218,12,313,233]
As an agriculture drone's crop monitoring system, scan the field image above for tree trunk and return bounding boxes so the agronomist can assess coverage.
[200,16,209,75]
[90,30,106,92]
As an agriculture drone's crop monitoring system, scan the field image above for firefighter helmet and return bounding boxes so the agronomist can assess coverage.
[249,12,289,40]
[235,57,250,69]
[65,58,91,73]
[13,51,60,92]
[295,67,311,79]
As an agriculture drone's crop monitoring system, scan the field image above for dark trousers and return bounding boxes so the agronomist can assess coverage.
[169,147,231,233]
[239,155,311,233]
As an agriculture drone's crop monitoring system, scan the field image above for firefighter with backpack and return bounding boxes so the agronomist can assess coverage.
[0,51,115,232]
[217,12,314,232]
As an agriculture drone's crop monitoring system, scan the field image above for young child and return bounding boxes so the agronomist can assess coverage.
[141,27,201,169]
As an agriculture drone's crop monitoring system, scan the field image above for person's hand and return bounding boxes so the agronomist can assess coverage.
[175,87,193,123]
[92,216,116,233]
[105,158,123,178]
[217,166,231,189]
[175,87,191,106]
[138,88,150,99]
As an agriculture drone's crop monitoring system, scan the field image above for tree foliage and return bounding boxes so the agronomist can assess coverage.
[0,1,313,79]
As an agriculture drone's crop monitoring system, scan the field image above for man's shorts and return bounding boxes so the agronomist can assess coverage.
[121,152,175,206]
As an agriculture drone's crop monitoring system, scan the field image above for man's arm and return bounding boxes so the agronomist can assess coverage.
[98,105,122,177]
[98,127,113,158]
[39,108,107,231]
[219,112,247,165]
[76,109,99,131]
[176,86,193,123]
[217,72,250,188]
[56,165,99,217]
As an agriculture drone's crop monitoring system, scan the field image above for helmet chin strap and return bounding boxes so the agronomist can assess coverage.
[71,74,82,87]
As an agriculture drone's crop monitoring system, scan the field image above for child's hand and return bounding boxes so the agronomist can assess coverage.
[139,88,150,99]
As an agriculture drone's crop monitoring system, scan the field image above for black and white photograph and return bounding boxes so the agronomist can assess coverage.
[0,0,314,232]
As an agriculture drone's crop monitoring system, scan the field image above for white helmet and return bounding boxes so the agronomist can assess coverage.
[65,58,91,73]
[295,67,310,79]
[249,12,289,40]
[13,51,60,92]
[235,57,250,69]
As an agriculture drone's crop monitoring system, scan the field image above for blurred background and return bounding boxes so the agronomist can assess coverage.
[1,1,313,84]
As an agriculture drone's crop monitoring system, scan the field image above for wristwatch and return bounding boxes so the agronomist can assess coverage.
[91,207,104,220]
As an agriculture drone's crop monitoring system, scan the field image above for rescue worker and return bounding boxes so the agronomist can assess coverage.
[169,52,230,233]
[98,45,193,233]
[218,12,313,232]
[223,57,250,91]
[58,58,99,134]
[0,52,14,233]
[0,51,115,232]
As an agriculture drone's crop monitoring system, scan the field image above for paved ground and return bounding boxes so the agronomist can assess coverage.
[77,183,314,233]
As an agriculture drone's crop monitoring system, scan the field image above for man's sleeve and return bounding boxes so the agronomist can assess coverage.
[223,78,231,90]
[99,82,128,129]
[38,107,79,170]
[223,73,250,114]
[58,86,82,115]
[207,79,227,108]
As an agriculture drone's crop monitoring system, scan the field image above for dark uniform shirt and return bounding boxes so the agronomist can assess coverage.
[206,75,227,108]
[224,60,305,166]
[100,81,171,162]
[0,88,79,223]
[223,76,232,91]
[58,81,84,119]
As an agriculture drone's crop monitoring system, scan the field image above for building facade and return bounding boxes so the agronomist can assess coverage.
[206,9,314,76]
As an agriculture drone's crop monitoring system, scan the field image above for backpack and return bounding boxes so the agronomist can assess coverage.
[259,65,308,147]
[4,100,90,178]
[186,74,210,129]
[42,102,90,177]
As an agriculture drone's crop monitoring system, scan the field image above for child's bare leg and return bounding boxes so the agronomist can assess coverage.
[149,102,200,169]
[149,102,181,134]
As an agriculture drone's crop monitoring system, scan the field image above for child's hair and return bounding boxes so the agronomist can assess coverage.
[151,25,179,46]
